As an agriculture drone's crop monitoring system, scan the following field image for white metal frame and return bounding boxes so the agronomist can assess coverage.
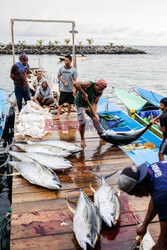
[10,18,77,68]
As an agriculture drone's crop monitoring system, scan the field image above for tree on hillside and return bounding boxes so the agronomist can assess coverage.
[86,38,94,45]
[64,39,70,45]
[109,42,113,47]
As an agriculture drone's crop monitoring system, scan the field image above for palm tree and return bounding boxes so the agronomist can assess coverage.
[48,41,54,46]
[54,40,59,45]
[18,40,26,46]
[78,41,83,46]
[37,40,44,47]
[64,39,70,45]
[109,42,113,47]
[86,38,94,45]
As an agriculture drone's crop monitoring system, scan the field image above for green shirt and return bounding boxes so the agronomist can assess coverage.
[75,81,101,108]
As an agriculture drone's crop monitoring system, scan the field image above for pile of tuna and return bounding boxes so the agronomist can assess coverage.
[67,171,121,250]
[9,140,82,190]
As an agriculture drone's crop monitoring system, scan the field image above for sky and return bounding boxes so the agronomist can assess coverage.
[1,0,167,46]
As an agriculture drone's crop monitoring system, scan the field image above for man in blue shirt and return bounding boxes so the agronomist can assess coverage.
[118,162,167,249]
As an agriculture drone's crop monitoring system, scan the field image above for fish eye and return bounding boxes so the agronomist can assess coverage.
[87,233,92,238]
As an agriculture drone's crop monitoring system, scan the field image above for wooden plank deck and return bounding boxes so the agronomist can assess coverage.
[10,113,159,249]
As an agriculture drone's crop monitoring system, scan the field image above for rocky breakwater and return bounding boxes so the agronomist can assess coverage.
[0,45,146,55]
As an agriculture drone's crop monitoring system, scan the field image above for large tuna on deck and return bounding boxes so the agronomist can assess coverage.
[67,190,101,250]
[8,161,62,190]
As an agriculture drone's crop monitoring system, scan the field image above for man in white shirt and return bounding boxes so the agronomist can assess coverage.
[30,71,45,95]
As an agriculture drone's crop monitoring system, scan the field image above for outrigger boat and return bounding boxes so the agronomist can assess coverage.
[0,89,7,139]
[97,96,165,166]
[133,86,164,107]
[115,89,163,139]
[58,54,87,61]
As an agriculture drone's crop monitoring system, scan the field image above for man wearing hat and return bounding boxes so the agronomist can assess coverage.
[74,79,107,147]
[10,53,31,112]
[117,162,167,249]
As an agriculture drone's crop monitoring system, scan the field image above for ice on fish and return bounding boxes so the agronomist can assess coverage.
[8,161,62,190]
[9,151,72,170]
[15,143,71,157]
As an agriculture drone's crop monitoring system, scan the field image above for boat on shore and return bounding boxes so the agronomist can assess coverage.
[58,54,87,61]
[97,96,164,166]
[115,89,163,139]
[0,90,7,140]
[133,86,164,107]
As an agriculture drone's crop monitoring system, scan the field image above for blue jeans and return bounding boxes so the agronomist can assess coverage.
[15,86,31,112]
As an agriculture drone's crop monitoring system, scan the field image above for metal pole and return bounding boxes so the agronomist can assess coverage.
[72,22,77,69]
[10,19,15,64]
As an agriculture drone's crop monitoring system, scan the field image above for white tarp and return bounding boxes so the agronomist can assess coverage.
[16,101,52,138]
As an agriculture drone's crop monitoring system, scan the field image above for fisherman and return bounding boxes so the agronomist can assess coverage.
[73,79,107,147]
[117,162,167,249]
[33,80,54,108]
[56,54,78,120]
[30,71,45,96]
[150,97,167,161]
[10,53,31,112]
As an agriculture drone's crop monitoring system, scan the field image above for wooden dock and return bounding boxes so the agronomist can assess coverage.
[10,113,160,249]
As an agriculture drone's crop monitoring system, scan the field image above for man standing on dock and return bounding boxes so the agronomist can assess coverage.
[56,55,78,120]
[117,162,167,249]
[10,53,31,112]
[73,79,107,147]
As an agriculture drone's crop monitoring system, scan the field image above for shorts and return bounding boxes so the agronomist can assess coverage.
[160,138,167,155]
[153,192,167,221]
[58,91,74,105]
[76,107,87,125]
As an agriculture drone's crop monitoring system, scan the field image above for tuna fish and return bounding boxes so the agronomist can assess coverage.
[15,143,71,157]
[85,108,150,145]
[67,190,101,250]
[99,125,150,145]
[8,161,62,190]
[26,140,82,153]
[9,151,72,170]
[89,170,121,227]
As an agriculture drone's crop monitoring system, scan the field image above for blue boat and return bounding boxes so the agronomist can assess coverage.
[133,86,164,108]
[0,89,7,139]
[97,96,166,166]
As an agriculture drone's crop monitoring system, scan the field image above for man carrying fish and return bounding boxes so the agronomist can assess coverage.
[33,79,54,108]
[10,53,31,112]
[118,162,167,249]
[73,79,107,147]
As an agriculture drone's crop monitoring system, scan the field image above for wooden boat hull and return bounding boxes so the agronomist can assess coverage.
[97,96,164,166]
[133,86,163,107]
[0,89,7,139]
[116,89,163,139]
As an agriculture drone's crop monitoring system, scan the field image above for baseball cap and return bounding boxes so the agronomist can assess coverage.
[117,163,148,193]
[95,79,107,89]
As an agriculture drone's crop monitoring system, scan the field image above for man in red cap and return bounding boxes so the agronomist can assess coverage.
[74,79,107,147]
